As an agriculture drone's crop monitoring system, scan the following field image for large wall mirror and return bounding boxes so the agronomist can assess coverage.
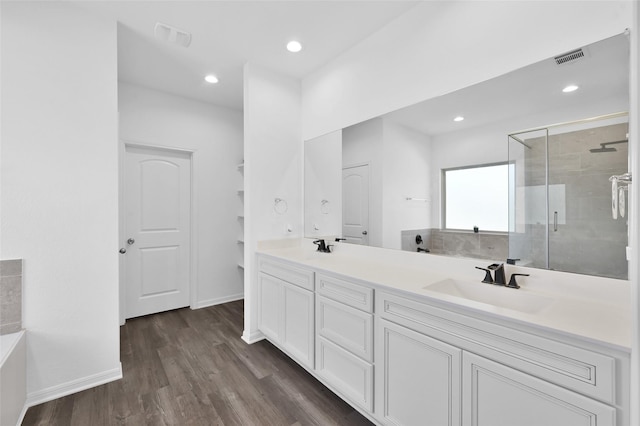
[304,33,630,279]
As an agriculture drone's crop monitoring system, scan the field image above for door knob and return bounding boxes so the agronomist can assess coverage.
[362,230,368,235]
[127,238,135,245]
[119,248,126,254]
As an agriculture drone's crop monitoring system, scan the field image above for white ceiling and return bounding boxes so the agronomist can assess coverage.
[75,1,419,110]
[384,33,630,136]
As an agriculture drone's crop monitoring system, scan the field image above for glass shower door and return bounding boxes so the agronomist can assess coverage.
[546,121,629,278]
[508,129,548,269]
[508,116,629,279]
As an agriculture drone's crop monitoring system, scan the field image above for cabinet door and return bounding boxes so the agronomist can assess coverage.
[376,319,462,426]
[317,336,373,413]
[317,295,373,362]
[462,352,615,426]
[282,282,315,370]
[258,272,282,342]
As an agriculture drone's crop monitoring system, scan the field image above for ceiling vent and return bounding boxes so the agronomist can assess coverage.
[554,48,586,65]
[154,22,192,48]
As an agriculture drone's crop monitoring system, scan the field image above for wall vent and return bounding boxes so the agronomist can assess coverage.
[554,48,585,65]
[154,22,192,48]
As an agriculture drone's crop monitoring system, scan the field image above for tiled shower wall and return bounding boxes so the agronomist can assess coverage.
[0,259,23,334]
[401,228,508,261]
[515,123,629,279]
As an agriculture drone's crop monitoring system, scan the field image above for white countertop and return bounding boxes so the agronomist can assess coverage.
[257,241,631,351]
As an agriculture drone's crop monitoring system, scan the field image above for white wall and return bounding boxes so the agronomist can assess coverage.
[118,83,244,313]
[381,121,431,249]
[343,118,384,247]
[0,2,120,403]
[304,131,342,238]
[242,63,302,342]
[302,1,632,140]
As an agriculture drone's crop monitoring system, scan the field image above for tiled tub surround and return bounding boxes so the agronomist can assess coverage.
[0,260,27,425]
[401,228,508,260]
[400,228,430,253]
[1,259,23,335]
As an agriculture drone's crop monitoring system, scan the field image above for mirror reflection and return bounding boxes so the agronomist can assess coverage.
[304,33,630,279]
[508,114,629,279]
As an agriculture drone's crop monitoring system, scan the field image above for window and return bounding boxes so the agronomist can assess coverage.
[443,163,511,232]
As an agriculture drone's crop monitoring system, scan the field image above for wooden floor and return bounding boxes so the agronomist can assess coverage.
[22,300,373,425]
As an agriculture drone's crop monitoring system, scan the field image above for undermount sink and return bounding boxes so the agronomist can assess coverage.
[423,279,553,315]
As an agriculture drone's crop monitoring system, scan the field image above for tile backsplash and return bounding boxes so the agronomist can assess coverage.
[0,259,23,335]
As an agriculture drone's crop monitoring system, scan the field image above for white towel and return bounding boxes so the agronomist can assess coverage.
[619,187,626,218]
[612,179,618,219]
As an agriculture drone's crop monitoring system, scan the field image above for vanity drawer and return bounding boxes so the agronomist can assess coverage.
[317,295,373,362]
[258,257,314,291]
[377,291,617,404]
[316,336,374,413]
[316,273,373,313]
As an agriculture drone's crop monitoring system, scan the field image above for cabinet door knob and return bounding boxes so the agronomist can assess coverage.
[362,230,368,235]
[119,248,127,254]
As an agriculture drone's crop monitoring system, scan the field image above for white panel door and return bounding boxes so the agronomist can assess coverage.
[462,352,615,426]
[376,318,462,426]
[342,164,369,245]
[124,146,191,319]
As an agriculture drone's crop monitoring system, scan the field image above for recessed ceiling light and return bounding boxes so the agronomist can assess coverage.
[562,84,579,93]
[204,74,219,84]
[287,40,302,53]
[453,116,464,122]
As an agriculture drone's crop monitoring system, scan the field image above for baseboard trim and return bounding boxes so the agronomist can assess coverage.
[26,363,123,407]
[16,403,28,426]
[241,329,265,344]
[193,293,244,310]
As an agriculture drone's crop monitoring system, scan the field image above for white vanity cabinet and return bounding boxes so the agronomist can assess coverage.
[315,273,375,413]
[257,257,315,370]
[376,291,622,426]
[256,250,629,426]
